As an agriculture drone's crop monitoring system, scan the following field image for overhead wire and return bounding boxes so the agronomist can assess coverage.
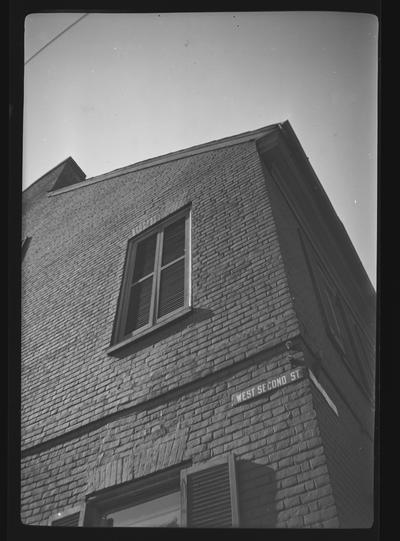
[25,13,89,65]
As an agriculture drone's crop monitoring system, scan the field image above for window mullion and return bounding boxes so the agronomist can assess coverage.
[159,254,185,271]
[150,230,163,325]
[132,270,155,285]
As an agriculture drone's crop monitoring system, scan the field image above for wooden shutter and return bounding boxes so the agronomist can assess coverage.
[51,511,80,527]
[181,455,239,528]
[157,217,186,319]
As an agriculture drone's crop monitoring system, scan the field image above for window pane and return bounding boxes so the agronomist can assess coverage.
[158,259,185,318]
[132,234,157,282]
[161,217,186,266]
[125,277,153,334]
[107,491,180,527]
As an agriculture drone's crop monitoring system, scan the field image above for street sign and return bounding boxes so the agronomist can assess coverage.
[231,367,305,406]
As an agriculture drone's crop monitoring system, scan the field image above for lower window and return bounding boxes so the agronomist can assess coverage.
[82,455,239,528]
[83,465,182,528]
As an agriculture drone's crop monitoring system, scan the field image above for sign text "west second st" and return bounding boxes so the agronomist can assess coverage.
[231,367,305,406]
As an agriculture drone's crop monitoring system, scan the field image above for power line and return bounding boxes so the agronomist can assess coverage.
[25,13,89,65]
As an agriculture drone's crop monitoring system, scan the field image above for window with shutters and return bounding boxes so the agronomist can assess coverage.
[83,455,239,528]
[110,206,191,348]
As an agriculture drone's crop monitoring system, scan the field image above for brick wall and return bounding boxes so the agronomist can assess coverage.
[21,349,339,527]
[22,141,301,450]
[22,140,313,525]
[21,133,373,528]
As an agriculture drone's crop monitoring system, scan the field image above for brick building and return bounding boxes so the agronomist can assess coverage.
[21,121,376,528]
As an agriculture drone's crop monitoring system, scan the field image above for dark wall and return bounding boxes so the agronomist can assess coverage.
[312,381,374,527]
[257,146,375,435]
[256,143,375,526]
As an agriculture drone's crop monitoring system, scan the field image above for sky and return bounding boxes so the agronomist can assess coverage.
[23,12,378,286]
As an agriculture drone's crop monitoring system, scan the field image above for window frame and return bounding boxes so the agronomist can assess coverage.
[110,206,192,348]
[84,463,190,527]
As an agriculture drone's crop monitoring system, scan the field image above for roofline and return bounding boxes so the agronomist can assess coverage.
[23,157,86,194]
[46,123,281,197]
[277,120,375,294]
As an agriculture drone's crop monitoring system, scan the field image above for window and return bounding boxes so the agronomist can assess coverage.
[83,455,239,528]
[84,463,183,527]
[111,206,191,346]
[49,507,83,526]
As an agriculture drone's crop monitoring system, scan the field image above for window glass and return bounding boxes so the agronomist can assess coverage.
[162,217,186,266]
[158,259,185,318]
[125,277,153,333]
[113,208,190,344]
[106,491,180,527]
[132,234,157,282]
